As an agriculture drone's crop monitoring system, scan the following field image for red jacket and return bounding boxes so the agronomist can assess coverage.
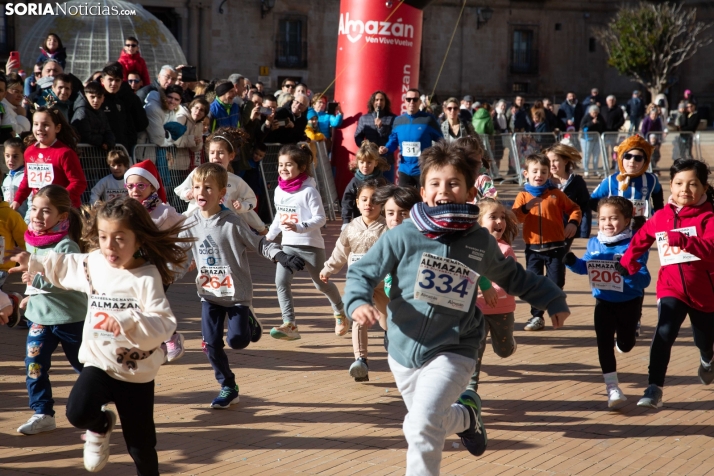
[620,200,714,312]
[117,51,151,87]
[15,141,87,208]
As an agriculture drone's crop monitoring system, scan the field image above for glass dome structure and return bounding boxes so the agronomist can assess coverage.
[19,0,187,83]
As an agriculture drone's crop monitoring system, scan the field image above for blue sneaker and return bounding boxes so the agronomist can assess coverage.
[211,385,240,409]
[456,391,487,457]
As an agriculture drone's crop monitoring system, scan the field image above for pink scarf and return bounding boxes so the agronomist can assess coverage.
[668,193,708,213]
[25,218,69,248]
[278,173,308,193]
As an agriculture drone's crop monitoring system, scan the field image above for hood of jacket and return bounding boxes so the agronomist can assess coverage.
[474,108,491,120]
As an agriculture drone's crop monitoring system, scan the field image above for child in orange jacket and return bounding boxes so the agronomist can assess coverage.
[513,153,582,331]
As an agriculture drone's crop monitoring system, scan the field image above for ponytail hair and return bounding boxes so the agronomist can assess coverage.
[33,106,79,152]
[670,158,714,207]
[278,142,314,176]
[33,185,84,250]
[205,127,249,173]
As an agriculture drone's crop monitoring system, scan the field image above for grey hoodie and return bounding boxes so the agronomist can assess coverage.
[179,208,282,307]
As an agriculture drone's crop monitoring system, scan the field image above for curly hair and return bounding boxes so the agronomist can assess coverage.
[205,127,250,172]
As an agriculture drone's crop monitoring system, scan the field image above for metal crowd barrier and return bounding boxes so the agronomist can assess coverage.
[601,131,697,175]
[510,132,559,184]
[481,133,518,184]
[258,142,338,222]
[694,131,714,163]
[132,144,201,213]
[77,144,131,205]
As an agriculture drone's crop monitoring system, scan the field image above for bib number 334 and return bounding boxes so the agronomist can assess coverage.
[414,253,479,311]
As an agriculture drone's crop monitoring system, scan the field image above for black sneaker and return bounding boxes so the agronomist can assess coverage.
[456,391,487,457]
[249,312,263,343]
[6,292,22,328]
[635,319,641,337]
[698,358,714,385]
[637,384,663,409]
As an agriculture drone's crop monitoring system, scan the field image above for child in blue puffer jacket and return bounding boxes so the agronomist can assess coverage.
[564,196,650,410]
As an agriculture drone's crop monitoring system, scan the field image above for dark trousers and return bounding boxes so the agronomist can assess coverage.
[66,366,158,476]
[25,321,84,416]
[649,297,714,387]
[202,301,254,388]
[383,164,395,184]
[594,297,641,374]
[398,171,420,188]
[525,248,565,317]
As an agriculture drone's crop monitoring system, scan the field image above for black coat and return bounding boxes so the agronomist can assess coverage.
[101,82,148,154]
[562,174,591,238]
[580,114,607,134]
[264,104,307,144]
[680,112,701,133]
[601,106,625,132]
[557,101,584,131]
[71,93,115,149]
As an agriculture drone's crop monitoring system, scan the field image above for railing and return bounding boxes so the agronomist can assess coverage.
[132,144,202,213]
[480,133,519,184]
[77,144,131,206]
[694,131,714,163]
[510,132,559,184]
[601,131,697,174]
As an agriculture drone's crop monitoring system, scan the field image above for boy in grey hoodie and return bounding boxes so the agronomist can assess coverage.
[179,163,304,409]
[345,142,570,475]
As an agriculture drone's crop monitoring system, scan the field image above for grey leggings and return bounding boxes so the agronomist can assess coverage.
[276,245,344,323]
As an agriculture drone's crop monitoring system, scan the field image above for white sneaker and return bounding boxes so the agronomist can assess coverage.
[83,407,116,472]
[607,384,627,409]
[583,172,590,178]
[165,332,185,362]
[524,316,545,331]
[17,414,56,435]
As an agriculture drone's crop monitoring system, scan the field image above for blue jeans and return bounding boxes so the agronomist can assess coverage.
[26,320,84,416]
[202,301,254,388]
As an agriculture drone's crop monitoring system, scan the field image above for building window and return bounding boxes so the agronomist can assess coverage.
[512,82,529,93]
[511,29,537,74]
[555,23,562,31]
[276,17,307,69]
[589,37,596,53]
[0,6,13,56]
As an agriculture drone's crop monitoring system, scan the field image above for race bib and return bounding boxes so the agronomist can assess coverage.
[656,227,701,266]
[348,253,365,267]
[276,204,299,226]
[631,199,647,217]
[402,141,421,157]
[587,260,624,292]
[88,295,140,341]
[106,189,127,201]
[414,253,479,311]
[197,265,235,297]
[27,163,54,189]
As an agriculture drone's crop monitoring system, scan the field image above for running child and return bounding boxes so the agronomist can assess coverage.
[467,198,519,396]
[267,143,347,340]
[590,134,664,230]
[179,163,303,408]
[513,153,582,331]
[321,179,388,381]
[9,197,191,474]
[15,185,87,435]
[12,106,87,210]
[564,197,651,409]
[546,143,591,244]
[345,141,570,473]
[453,135,497,201]
[90,149,129,204]
[341,141,389,228]
[174,127,267,234]
[3,137,30,218]
[618,158,714,409]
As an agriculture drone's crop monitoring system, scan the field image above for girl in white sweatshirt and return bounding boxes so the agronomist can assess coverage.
[10,198,192,475]
[267,143,346,341]
[174,127,267,234]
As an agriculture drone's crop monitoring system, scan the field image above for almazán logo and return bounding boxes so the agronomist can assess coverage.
[338,12,415,46]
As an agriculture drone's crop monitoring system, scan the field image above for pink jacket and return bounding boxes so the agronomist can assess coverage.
[620,199,714,312]
[477,240,517,314]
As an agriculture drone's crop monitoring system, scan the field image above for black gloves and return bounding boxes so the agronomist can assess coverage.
[614,262,630,277]
[275,252,305,274]
[563,252,577,266]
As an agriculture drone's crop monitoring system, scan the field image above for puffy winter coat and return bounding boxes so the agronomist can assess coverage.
[117,50,151,86]
[620,200,714,312]
[71,93,115,149]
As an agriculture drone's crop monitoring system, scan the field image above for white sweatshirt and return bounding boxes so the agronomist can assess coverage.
[2,98,30,133]
[29,250,177,383]
[174,170,265,231]
[150,203,185,231]
[90,174,128,204]
[266,177,326,248]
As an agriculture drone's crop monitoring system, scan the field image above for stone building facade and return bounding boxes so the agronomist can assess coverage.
[6,0,714,106]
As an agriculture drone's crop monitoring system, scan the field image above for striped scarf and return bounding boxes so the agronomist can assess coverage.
[411,202,480,241]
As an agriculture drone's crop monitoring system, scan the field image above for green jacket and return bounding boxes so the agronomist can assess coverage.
[472,108,494,136]
[345,220,568,368]
[26,236,87,325]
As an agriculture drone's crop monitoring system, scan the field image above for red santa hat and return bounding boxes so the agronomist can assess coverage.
[124,159,167,202]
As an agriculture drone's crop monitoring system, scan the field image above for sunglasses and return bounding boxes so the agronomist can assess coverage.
[405,97,419,103]
[125,43,138,48]
[622,153,645,162]
[124,183,150,191]
[127,79,140,84]
[284,84,295,89]
[446,107,458,111]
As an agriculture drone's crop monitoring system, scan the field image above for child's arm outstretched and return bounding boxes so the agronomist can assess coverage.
[174,172,194,202]
[320,231,351,283]
[667,216,714,263]
[229,176,258,212]
[619,219,657,274]
[232,216,305,274]
[294,188,327,233]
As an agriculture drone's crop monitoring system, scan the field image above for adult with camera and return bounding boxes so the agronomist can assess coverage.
[264,93,309,144]
[354,90,396,182]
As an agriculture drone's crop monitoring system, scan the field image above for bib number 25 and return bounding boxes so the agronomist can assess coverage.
[418,269,469,298]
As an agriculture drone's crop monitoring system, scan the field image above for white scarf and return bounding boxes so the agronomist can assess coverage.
[597,228,632,244]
